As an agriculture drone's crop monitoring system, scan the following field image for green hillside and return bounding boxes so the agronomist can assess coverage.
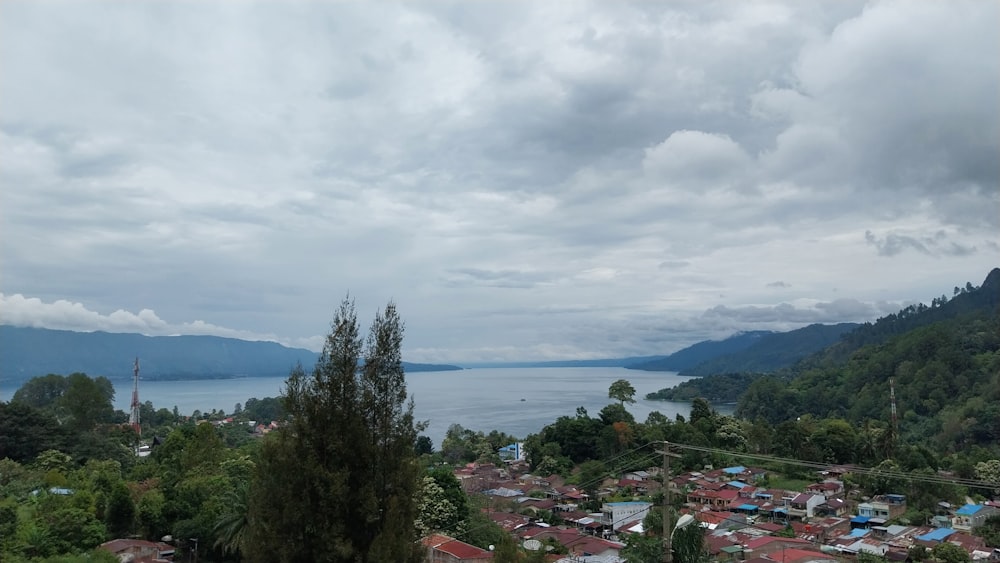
[680,322,858,376]
[626,331,772,372]
[737,268,1000,454]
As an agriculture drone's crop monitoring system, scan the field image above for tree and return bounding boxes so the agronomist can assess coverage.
[214,479,251,557]
[672,519,707,563]
[415,435,434,456]
[608,379,637,406]
[931,541,971,563]
[248,299,423,562]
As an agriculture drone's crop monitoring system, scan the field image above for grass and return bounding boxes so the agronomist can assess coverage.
[767,476,813,491]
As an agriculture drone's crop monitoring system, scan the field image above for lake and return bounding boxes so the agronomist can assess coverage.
[113,367,733,448]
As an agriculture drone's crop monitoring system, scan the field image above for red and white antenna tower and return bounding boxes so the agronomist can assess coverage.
[129,357,141,436]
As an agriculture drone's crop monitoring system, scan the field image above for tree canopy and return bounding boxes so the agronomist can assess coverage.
[247,299,424,563]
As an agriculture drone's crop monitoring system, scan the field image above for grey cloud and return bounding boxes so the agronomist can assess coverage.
[767,281,790,288]
[1,1,997,363]
[445,268,554,289]
[864,229,979,258]
[702,298,878,325]
[865,230,930,256]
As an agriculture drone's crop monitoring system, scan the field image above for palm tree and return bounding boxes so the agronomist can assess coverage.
[214,480,250,559]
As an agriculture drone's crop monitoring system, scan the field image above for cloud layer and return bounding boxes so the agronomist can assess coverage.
[1,0,997,361]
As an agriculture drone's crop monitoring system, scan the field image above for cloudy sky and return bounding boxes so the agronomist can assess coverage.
[1,1,997,363]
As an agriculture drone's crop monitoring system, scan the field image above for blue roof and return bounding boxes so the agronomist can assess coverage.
[851,516,870,524]
[723,466,747,474]
[956,504,982,516]
[738,504,759,511]
[774,507,787,513]
[915,528,955,542]
[849,529,870,538]
[728,481,749,489]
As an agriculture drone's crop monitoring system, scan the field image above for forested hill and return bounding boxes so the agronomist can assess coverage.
[735,268,1000,452]
[0,326,462,384]
[679,323,859,376]
[645,268,998,405]
[629,323,857,375]
[626,331,772,372]
[804,267,1000,368]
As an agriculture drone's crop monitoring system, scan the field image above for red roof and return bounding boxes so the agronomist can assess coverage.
[769,548,837,563]
[744,536,811,550]
[422,534,494,560]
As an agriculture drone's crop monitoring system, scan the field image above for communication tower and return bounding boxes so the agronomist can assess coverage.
[129,357,141,436]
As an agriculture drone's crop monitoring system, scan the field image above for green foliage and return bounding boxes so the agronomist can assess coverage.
[104,482,135,538]
[439,424,516,465]
[736,303,1000,459]
[973,515,1000,548]
[621,533,663,563]
[213,478,250,557]
[247,299,424,562]
[684,323,859,376]
[647,372,765,402]
[0,403,69,463]
[672,519,707,563]
[415,468,468,538]
[931,541,971,563]
[608,379,637,405]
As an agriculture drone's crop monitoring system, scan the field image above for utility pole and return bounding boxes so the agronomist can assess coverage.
[660,441,679,563]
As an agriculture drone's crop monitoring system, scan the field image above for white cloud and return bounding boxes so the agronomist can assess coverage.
[0,293,319,350]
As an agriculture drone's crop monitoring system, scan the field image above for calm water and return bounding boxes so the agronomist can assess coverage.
[112,367,733,448]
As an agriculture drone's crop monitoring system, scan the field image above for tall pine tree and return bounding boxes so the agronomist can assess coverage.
[248,299,423,562]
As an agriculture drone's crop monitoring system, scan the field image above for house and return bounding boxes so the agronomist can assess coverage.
[741,536,813,558]
[806,480,845,499]
[857,494,907,521]
[913,527,957,547]
[624,470,652,481]
[498,443,524,462]
[423,534,494,562]
[787,493,825,519]
[602,501,653,531]
[815,498,850,518]
[952,503,1000,532]
[696,510,747,531]
[687,489,739,507]
[766,547,839,563]
[99,539,174,562]
[525,527,624,559]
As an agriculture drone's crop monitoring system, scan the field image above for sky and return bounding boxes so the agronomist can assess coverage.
[1,1,997,364]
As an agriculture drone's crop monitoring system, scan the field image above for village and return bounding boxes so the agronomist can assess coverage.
[421,450,1000,563]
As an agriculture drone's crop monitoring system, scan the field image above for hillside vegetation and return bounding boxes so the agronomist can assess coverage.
[648,269,999,411]
[680,322,858,376]
[627,331,772,372]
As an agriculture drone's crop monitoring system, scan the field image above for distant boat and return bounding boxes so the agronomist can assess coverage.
[520,398,526,402]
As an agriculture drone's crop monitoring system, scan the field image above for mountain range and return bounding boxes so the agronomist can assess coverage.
[0,327,462,387]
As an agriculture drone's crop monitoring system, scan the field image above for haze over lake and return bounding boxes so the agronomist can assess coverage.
[113,366,732,447]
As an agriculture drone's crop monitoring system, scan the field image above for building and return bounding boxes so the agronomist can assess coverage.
[952,504,1000,532]
[602,501,653,531]
[857,494,907,521]
[787,493,825,519]
[99,539,174,562]
[422,534,494,562]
